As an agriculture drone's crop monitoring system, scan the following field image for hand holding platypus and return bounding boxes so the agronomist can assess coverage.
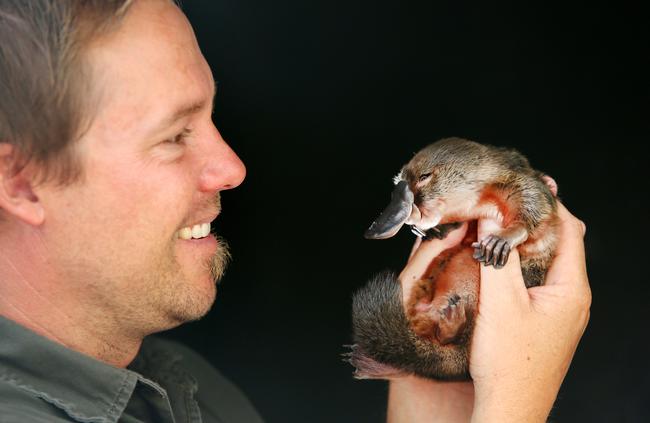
[383,203,591,422]
[348,137,562,380]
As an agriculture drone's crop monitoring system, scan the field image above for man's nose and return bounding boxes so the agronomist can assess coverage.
[198,127,246,192]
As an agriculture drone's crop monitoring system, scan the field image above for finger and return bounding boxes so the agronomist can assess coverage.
[440,221,469,250]
[480,243,528,301]
[401,222,468,281]
[407,237,422,260]
[401,239,450,282]
[544,201,588,288]
[477,219,528,304]
[557,200,587,237]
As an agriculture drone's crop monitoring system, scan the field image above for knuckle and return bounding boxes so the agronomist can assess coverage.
[557,203,586,237]
[578,287,593,310]
[564,215,586,238]
[582,306,592,328]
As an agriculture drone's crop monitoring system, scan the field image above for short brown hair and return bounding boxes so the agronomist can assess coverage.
[0,0,137,186]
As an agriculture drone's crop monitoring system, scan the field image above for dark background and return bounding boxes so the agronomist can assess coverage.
[164,1,648,421]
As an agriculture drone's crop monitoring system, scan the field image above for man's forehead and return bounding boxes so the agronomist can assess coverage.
[155,81,217,130]
[86,0,214,137]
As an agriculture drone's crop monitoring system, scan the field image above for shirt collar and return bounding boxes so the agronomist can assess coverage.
[0,316,146,423]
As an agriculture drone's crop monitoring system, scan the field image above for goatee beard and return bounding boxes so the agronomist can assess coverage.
[208,235,231,282]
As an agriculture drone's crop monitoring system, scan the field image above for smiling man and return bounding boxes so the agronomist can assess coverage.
[0,0,262,421]
[0,1,593,422]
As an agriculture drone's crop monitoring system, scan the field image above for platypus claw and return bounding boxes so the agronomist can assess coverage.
[435,294,468,345]
[472,235,511,268]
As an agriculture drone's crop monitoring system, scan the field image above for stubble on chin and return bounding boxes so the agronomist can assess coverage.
[153,235,231,326]
[176,234,231,321]
[154,195,231,324]
[208,235,231,283]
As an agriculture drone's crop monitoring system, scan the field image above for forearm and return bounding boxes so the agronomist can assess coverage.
[470,380,558,423]
[470,345,579,423]
[387,376,474,423]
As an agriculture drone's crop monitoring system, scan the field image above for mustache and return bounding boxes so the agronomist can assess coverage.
[182,194,222,229]
[198,193,221,216]
[213,193,221,215]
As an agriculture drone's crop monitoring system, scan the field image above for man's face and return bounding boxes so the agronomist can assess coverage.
[35,0,245,332]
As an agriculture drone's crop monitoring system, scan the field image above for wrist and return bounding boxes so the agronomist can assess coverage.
[388,376,474,423]
[471,382,556,423]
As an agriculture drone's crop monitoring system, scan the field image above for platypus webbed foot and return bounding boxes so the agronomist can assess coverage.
[472,235,511,268]
[411,293,471,345]
[434,294,472,345]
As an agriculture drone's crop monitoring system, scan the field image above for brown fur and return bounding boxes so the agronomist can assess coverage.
[348,138,559,380]
[407,223,478,345]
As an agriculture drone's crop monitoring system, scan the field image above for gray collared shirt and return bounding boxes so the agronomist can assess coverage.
[0,317,264,423]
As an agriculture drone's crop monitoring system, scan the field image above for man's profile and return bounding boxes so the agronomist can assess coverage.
[0,1,592,422]
[0,0,262,421]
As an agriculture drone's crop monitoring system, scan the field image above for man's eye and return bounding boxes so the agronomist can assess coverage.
[419,172,432,182]
[165,128,192,145]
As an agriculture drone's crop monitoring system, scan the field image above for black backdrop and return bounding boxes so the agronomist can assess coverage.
[163,1,648,421]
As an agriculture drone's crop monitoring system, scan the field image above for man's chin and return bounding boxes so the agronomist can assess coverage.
[165,280,217,325]
[161,237,229,325]
[209,236,231,283]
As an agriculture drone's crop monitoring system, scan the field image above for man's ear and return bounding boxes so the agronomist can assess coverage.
[0,143,45,226]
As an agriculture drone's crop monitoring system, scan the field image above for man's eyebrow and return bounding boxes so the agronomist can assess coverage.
[164,100,205,127]
[159,83,218,129]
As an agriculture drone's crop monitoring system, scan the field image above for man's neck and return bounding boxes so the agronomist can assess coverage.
[1,309,143,368]
[0,237,143,368]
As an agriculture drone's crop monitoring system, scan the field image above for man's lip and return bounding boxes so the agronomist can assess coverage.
[181,213,219,230]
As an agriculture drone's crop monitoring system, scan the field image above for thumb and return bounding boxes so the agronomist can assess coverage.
[477,219,529,306]
[400,222,468,283]
[544,201,588,289]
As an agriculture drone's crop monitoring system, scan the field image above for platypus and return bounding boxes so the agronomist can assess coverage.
[347,137,559,380]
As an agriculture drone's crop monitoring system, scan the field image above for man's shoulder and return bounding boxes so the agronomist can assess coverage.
[141,336,229,384]
[142,336,265,423]
[0,377,73,422]
[143,336,213,371]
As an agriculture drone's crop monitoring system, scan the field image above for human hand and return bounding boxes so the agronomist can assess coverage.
[397,223,469,308]
[469,202,591,422]
[388,222,475,423]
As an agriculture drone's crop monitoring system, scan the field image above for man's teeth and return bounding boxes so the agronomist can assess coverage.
[177,223,211,240]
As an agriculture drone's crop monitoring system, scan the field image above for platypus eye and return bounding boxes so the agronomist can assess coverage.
[418,173,432,182]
